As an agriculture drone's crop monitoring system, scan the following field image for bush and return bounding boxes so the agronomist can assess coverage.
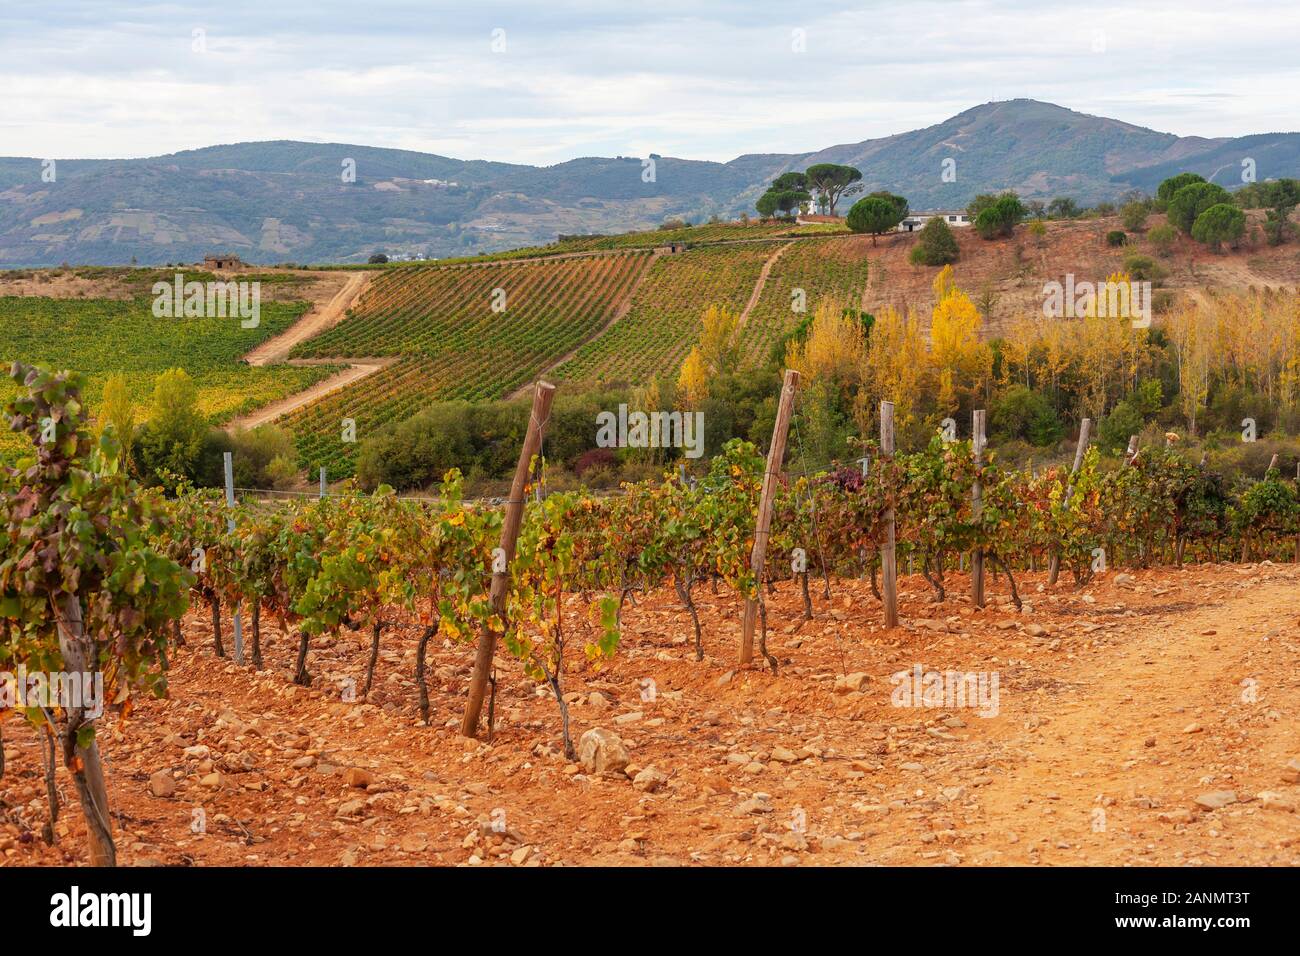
[1046,197,1081,219]
[908,216,960,265]
[133,368,212,489]
[229,425,299,489]
[355,403,477,490]
[368,253,389,264]
[974,194,1025,239]
[264,454,300,489]
[990,386,1064,447]
[1121,201,1150,232]
[573,447,617,477]
[1097,399,1146,453]
[1147,223,1177,255]
[1264,211,1295,246]
[1106,230,1127,247]
[1122,251,1165,284]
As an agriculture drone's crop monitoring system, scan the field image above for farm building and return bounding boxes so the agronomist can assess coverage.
[203,253,245,270]
[897,211,972,232]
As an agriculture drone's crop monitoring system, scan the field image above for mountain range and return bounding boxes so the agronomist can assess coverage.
[2,99,1297,268]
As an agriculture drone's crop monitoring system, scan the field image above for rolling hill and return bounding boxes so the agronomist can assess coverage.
[3,210,1299,476]
[2,100,1297,268]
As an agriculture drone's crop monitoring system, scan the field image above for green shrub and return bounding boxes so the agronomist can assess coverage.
[974,194,1025,239]
[1147,223,1177,255]
[229,424,299,489]
[908,216,960,265]
[1106,230,1127,247]
[1121,201,1150,231]
[990,386,1064,447]
[1122,251,1165,284]
[133,368,214,489]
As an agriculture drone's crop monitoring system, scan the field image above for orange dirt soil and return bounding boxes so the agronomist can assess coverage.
[2,561,1298,867]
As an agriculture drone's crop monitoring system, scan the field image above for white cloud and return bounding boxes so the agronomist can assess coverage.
[1,0,1296,163]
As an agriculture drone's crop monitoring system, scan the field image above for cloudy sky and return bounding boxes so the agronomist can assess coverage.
[3,0,1297,165]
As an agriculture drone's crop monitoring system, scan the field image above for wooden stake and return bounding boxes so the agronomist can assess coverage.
[460,380,557,738]
[223,451,244,665]
[740,369,799,665]
[1048,417,1091,585]
[1125,434,1139,465]
[880,401,898,628]
[971,409,986,608]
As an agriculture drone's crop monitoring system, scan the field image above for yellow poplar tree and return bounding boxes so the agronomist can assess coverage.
[864,304,928,438]
[699,303,741,375]
[677,345,709,407]
[928,268,992,413]
[784,298,865,388]
[97,373,136,470]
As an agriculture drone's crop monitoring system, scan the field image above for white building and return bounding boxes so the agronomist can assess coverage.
[897,211,971,232]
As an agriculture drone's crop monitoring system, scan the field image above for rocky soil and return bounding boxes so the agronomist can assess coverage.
[2,561,1298,867]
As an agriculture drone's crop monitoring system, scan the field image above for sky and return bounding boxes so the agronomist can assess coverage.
[2,0,1298,165]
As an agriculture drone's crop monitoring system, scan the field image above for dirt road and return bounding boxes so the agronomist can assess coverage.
[243,272,371,367]
[225,357,398,430]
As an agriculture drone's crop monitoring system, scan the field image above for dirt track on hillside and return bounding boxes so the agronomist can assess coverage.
[243,272,371,367]
[3,561,1296,867]
[226,357,398,430]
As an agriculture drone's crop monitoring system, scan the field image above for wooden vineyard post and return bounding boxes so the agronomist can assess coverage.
[880,401,899,628]
[1125,435,1139,465]
[319,466,327,499]
[740,369,799,665]
[971,409,986,608]
[1048,417,1091,585]
[461,380,557,738]
[223,451,244,665]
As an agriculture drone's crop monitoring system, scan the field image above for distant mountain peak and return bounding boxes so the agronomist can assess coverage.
[2,102,1297,267]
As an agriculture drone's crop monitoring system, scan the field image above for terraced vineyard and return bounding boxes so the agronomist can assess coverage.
[737,235,873,363]
[555,242,780,387]
[0,294,336,460]
[284,251,653,475]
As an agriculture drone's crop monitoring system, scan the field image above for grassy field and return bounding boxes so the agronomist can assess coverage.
[0,294,337,459]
